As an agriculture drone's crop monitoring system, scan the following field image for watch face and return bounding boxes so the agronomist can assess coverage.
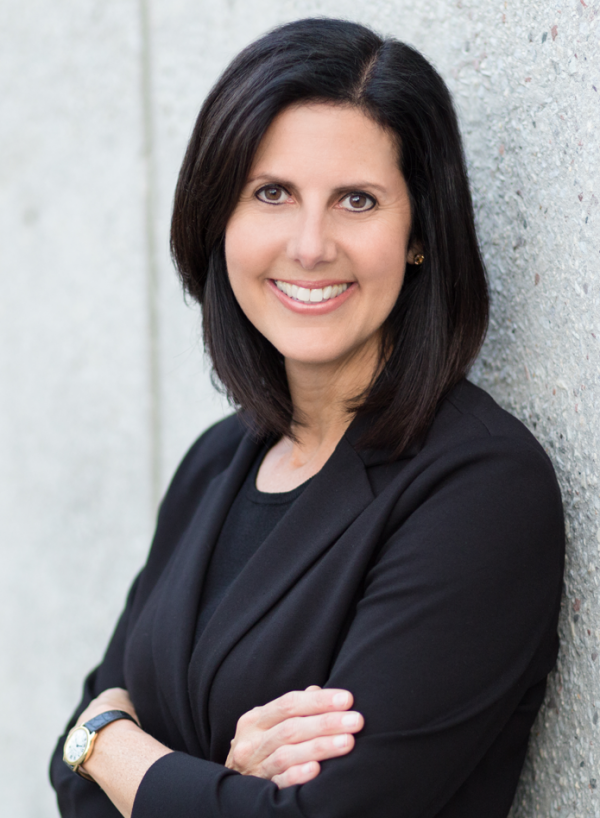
[65,727,89,764]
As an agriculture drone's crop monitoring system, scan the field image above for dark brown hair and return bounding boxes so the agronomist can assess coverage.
[171,17,489,455]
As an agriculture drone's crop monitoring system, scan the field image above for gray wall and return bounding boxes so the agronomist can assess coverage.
[1,1,598,816]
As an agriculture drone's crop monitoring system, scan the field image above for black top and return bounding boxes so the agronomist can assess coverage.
[195,447,312,644]
[50,380,565,818]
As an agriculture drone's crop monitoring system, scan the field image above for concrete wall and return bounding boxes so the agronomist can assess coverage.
[1,1,598,816]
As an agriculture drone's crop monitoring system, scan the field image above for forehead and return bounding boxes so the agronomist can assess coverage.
[249,103,400,179]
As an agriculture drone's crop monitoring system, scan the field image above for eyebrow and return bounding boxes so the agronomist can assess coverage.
[246,174,389,195]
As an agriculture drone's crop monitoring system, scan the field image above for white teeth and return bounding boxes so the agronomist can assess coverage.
[274,281,349,303]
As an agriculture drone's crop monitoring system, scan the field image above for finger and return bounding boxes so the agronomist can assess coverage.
[272,761,321,789]
[304,685,321,692]
[228,709,362,774]
[261,734,356,781]
[258,710,364,758]
[255,688,354,730]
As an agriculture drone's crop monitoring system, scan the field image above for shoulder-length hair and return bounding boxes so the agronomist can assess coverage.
[171,17,488,456]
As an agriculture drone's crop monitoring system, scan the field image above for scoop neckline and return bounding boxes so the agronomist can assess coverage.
[246,445,315,504]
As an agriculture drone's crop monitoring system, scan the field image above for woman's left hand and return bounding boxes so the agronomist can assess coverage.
[225,685,364,788]
[76,687,139,730]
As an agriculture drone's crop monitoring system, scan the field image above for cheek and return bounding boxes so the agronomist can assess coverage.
[224,219,249,281]
[352,230,407,299]
[224,222,274,330]
[225,215,279,288]
[224,225,256,307]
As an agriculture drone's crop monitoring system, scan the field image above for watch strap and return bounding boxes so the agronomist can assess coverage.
[64,710,139,780]
[83,709,138,734]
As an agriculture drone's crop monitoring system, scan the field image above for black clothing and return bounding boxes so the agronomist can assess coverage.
[50,380,565,818]
[195,446,312,644]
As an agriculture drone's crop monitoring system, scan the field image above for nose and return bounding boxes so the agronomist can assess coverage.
[286,207,336,270]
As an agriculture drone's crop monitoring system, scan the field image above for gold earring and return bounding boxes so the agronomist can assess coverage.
[413,254,425,266]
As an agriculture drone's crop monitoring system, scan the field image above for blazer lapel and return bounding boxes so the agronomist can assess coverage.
[148,430,262,754]
[189,432,375,751]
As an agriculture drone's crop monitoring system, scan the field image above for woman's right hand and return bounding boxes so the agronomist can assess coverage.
[225,686,364,788]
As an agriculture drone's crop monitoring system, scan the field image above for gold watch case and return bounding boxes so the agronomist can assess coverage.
[63,724,98,780]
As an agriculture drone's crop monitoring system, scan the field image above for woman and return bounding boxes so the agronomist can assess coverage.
[51,18,564,818]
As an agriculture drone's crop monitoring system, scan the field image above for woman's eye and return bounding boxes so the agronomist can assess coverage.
[256,185,291,205]
[341,192,376,211]
[339,192,376,212]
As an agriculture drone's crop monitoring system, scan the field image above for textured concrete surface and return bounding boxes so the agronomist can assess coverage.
[0,1,598,816]
[0,3,155,816]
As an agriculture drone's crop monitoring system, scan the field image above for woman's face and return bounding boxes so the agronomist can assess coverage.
[225,103,415,372]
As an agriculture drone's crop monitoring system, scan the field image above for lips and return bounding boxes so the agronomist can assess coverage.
[268,278,356,315]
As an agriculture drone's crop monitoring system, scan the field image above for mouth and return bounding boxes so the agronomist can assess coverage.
[272,280,350,304]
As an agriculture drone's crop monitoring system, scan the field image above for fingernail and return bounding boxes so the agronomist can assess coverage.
[302,762,314,773]
[333,734,348,748]
[333,692,349,707]
[341,713,359,728]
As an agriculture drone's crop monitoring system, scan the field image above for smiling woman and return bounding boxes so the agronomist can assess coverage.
[51,17,564,818]
[225,103,416,489]
[226,104,413,359]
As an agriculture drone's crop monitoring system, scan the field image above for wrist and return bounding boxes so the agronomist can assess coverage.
[63,710,140,780]
[80,718,142,779]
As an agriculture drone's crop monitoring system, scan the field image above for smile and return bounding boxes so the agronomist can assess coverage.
[274,280,349,303]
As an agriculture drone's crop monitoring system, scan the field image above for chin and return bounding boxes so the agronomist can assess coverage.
[280,343,369,369]
[268,326,380,371]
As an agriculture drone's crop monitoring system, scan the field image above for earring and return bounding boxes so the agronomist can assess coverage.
[413,254,425,266]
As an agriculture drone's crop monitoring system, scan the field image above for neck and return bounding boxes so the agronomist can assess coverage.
[255,337,381,492]
[285,338,380,457]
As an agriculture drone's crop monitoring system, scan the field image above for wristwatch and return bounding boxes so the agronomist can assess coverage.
[63,709,138,780]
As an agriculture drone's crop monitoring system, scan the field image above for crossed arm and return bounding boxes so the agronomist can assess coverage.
[75,685,363,818]
[53,436,563,818]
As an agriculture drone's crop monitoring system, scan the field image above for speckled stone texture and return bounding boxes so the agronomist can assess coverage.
[0,1,598,816]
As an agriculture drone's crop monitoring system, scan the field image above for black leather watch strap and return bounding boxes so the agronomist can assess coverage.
[83,709,138,734]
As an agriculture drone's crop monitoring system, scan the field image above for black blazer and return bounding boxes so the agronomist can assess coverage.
[51,380,564,818]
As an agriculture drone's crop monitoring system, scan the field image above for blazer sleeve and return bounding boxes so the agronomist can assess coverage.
[131,435,564,818]
[49,416,246,817]
[49,573,142,818]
